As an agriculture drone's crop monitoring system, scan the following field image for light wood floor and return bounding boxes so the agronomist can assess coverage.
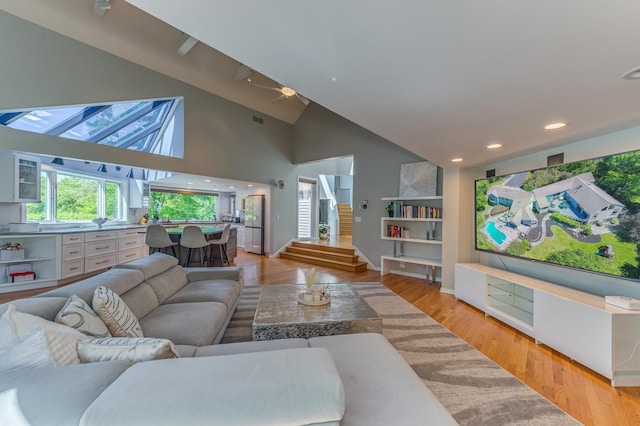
[3,247,640,425]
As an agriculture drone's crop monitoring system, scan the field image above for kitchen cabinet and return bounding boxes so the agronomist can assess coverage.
[0,152,41,203]
[0,234,59,293]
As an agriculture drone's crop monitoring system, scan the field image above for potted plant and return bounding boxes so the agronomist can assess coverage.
[319,223,329,239]
[386,202,394,217]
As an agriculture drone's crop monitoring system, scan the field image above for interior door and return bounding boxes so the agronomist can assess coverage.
[297,177,317,240]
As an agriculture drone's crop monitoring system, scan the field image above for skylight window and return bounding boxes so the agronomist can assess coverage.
[0,97,183,158]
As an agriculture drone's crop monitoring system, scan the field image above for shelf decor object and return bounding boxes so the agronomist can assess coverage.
[92,218,108,229]
[0,243,24,261]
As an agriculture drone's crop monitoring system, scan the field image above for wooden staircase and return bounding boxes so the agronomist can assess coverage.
[337,203,352,236]
[279,241,368,273]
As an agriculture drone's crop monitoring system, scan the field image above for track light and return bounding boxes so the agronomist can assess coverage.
[126,168,135,179]
[51,157,64,166]
[97,164,107,173]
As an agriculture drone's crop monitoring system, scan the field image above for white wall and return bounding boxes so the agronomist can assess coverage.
[457,124,640,299]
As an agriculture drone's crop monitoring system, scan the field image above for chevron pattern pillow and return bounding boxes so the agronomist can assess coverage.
[92,286,144,338]
[56,295,111,338]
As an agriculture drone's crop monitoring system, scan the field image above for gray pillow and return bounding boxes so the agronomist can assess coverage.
[56,295,111,338]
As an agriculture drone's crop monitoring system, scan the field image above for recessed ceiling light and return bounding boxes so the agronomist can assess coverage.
[229,186,234,189]
[204,179,211,183]
[543,122,566,130]
[451,158,463,163]
[248,184,253,187]
[486,143,502,149]
[187,182,193,185]
[623,67,640,80]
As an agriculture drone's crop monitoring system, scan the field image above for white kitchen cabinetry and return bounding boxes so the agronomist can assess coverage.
[454,263,640,386]
[0,234,59,293]
[380,196,443,282]
[83,231,117,273]
[0,152,41,203]
[116,229,145,264]
[61,233,85,279]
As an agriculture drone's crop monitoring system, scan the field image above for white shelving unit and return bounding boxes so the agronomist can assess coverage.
[454,263,640,387]
[0,234,60,293]
[380,196,443,282]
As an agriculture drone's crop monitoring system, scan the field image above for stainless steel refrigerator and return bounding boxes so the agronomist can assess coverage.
[244,195,265,255]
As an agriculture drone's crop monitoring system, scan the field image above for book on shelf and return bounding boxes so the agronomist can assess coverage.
[398,205,442,219]
[386,225,408,238]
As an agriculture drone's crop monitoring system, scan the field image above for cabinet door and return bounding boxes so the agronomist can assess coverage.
[16,156,41,202]
[534,291,612,379]
[454,264,486,311]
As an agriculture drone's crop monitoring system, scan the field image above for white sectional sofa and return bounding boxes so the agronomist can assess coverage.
[0,253,457,425]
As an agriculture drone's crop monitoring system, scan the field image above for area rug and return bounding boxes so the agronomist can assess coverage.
[221,283,580,426]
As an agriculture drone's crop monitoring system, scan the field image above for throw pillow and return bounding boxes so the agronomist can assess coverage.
[0,306,17,350]
[56,295,111,338]
[0,329,54,371]
[0,389,30,426]
[92,286,144,338]
[77,337,179,363]
[0,305,84,366]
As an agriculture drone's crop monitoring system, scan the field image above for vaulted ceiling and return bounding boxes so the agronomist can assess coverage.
[4,0,640,169]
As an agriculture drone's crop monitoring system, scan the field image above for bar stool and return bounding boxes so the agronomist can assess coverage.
[180,226,210,267]
[209,224,231,266]
[145,225,178,258]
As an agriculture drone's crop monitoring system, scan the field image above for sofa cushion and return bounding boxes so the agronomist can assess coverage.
[80,348,345,426]
[143,265,188,303]
[114,252,180,280]
[118,283,159,320]
[138,302,226,346]
[309,333,457,426]
[0,360,130,426]
[78,337,179,363]
[37,268,144,305]
[92,286,144,338]
[192,338,310,357]
[55,295,111,338]
[0,297,68,323]
[0,305,84,365]
[163,279,240,309]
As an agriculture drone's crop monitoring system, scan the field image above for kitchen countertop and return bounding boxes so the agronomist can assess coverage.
[0,224,147,235]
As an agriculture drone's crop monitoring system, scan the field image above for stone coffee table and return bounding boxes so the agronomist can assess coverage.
[252,283,382,340]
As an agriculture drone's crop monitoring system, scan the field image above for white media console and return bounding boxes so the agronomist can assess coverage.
[454,263,640,387]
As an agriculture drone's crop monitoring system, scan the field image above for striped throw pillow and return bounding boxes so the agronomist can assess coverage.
[92,286,144,338]
[56,295,111,338]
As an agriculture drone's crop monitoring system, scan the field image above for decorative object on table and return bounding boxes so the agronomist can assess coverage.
[7,263,35,282]
[385,202,394,217]
[92,218,108,229]
[299,270,331,305]
[399,160,438,196]
[318,223,330,240]
[1,243,24,261]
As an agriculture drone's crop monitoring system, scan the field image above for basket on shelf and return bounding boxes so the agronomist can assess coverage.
[0,243,24,261]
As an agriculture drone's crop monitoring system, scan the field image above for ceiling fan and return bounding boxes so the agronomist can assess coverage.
[234,64,310,106]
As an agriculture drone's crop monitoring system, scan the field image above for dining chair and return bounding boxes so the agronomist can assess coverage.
[180,225,210,267]
[209,224,231,266]
[145,225,178,259]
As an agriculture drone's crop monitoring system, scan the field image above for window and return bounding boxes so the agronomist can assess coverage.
[26,170,126,222]
[0,97,183,158]
[150,190,217,221]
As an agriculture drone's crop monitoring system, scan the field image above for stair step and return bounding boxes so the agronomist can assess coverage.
[291,241,356,256]
[279,252,368,273]
[286,246,361,263]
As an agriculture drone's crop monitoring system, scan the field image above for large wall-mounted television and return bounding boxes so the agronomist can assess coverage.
[475,149,640,281]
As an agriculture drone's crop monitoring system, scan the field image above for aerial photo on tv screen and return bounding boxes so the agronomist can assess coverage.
[475,150,640,280]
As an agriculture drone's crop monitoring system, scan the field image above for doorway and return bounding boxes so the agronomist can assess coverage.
[297,177,318,240]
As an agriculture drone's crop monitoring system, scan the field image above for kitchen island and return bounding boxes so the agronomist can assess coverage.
[165,225,237,266]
